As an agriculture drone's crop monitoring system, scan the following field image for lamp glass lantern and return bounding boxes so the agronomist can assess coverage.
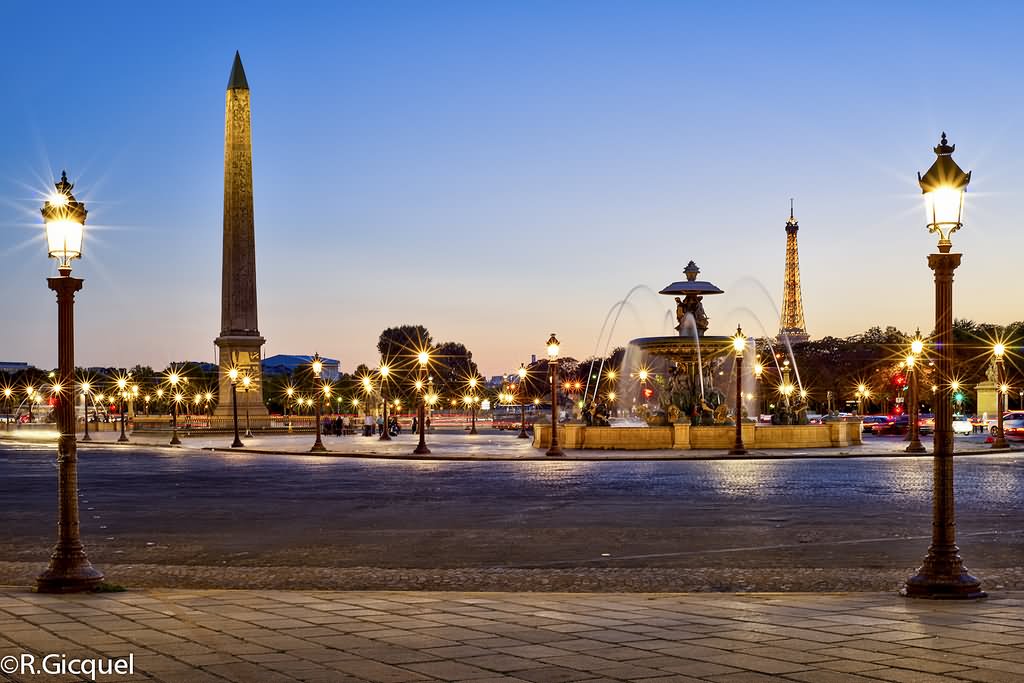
[918,133,971,253]
[42,172,87,271]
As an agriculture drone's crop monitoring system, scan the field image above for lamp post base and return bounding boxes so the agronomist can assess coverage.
[310,441,327,453]
[902,544,985,599]
[231,437,244,448]
[413,443,431,454]
[906,440,927,453]
[546,446,564,457]
[36,550,104,594]
[728,447,747,455]
[517,429,529,439]
[991,434,1009,449]
[170,432,181,446]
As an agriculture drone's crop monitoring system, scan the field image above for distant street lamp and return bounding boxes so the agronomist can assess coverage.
[228,367,243,448]
[753,362,764,416]
[167,371,182,445]
[414,350,431,454]
[36,170,104,592]
[546,333,564,456]
[992,343,1009,449]
[729,326,747,455]
[517,363,530,438]
[905,330,926,453]
[115,376,129,443]
[378,363,391,441]
[903,132,984,599]
[466,375,480,435]
[3,387,11,430]
[285,386,295,432]
[80,381,92,441]
[241,374,253,438]
[25,386,35,424]
[309,353,327,452]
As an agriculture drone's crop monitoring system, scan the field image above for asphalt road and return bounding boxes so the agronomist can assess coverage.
[1,442,1021,578]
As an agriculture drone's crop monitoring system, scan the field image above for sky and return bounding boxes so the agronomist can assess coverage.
[2,1,1024,377]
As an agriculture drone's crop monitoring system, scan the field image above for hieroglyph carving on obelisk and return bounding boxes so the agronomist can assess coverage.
[214,52,268,417]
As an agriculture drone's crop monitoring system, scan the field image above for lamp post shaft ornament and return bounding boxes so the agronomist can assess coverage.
[37,172,104,593]
[903,133,984,600]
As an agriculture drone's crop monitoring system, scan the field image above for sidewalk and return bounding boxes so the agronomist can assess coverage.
[0,589,1018,682]
[1,428,1012,461]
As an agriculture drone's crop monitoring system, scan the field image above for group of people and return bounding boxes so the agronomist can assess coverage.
[582,400,611,427]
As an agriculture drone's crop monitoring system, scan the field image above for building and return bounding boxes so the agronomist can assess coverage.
[263,355,340,381]
[0,362,32,375]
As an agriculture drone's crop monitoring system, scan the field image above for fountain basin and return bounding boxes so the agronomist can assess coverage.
[534,421,863,451]
[630,334,732,364]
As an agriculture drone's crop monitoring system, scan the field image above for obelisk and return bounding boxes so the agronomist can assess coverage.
[214,52,268,418]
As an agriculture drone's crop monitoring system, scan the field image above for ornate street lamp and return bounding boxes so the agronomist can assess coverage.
[378,363,392,441]
[414,350,431,454]
[546,333,564,456]
[903,133,984,599]
[80,381,92,442]
[3,387,11,430]
[167,371,182,445]
[466,375,480,435]
[228,367,243,448]
[241,374,253,438]
[115,376,129,443]
[729,326,747,455]
[906,330,926,453]
[310,353,327,452]
[285,386,295,432]
[36,170,103,592]
[517,363,530,438]
[992,343,1009,449]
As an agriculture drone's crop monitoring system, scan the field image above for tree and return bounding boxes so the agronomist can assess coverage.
[376,325,433,402]
[433,342,480,400]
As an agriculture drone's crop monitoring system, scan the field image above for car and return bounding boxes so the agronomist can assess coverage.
[1003,418,1024,441]
[861,415,889,433]
[917,413,935,435]
[952,418,973,435]
[872,415,917,435]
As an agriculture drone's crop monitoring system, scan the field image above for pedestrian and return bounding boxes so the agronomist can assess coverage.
[363,413,373,437]
[411,415,418,434]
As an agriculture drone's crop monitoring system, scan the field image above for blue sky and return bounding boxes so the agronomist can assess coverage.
[2,1,1023,376]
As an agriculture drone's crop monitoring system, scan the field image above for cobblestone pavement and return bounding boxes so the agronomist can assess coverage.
[0,589,1019,683]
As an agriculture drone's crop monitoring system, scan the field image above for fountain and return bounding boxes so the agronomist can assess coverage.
[533,260,864,452]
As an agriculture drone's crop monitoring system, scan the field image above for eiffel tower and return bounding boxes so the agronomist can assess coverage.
[778,200,809,345]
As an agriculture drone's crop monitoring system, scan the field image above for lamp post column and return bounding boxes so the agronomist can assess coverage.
[906,361,925,453]
[379,392,390,441]
[547,360,563,456]
[311,391,326,452]
[730,354,746,455]
[170,396,181,445]
[414,389,430,456]
[519,397,529,438]
[230,380,243,448]
[904,252,983,598]
[992,355,1008,449]
[37,271,103,592]
[118,394,128,443]
[81,389,91,442]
